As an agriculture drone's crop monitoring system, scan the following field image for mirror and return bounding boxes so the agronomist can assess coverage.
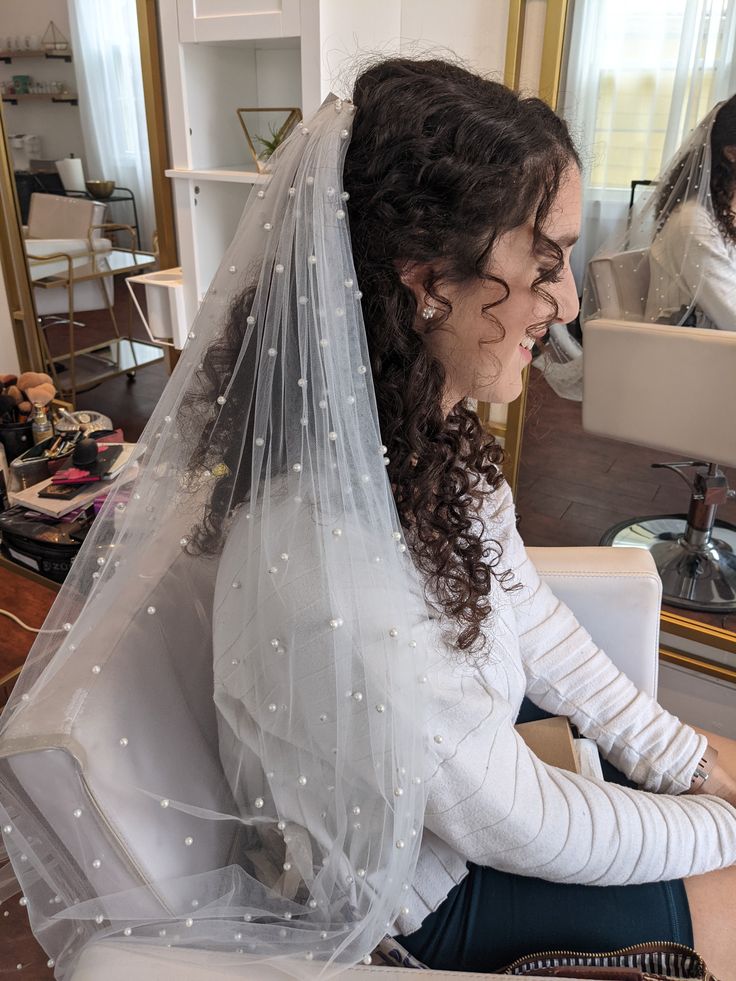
[514,0,736,648]
[0,0,173,434]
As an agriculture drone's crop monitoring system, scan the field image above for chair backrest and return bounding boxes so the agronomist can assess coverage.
[26,193,107,242]
[588,250,650,319]
[0,541,239,917]
[582,317,736,467]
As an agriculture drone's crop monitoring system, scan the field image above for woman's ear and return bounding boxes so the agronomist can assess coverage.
[395,260,436,309]
[723,145,736,164]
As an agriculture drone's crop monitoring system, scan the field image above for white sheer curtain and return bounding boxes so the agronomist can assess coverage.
[560,0,736,289]
[67,0,155,251]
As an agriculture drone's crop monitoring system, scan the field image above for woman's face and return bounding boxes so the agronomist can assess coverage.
[408,165,582,411]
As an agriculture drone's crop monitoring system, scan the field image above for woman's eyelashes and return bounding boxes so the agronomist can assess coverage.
[535,263,565,285]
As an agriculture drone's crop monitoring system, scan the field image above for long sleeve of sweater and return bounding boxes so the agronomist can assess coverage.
[492,482,705,795]
[422,481,736,885]
[650,202,736,331]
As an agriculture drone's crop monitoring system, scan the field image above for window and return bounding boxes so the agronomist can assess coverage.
[561,0,736,283]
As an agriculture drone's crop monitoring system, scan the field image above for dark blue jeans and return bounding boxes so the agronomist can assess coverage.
[397,699,693,973]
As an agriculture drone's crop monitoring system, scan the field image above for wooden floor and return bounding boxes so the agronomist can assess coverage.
[0,561,56,977]
[517,368,736,633]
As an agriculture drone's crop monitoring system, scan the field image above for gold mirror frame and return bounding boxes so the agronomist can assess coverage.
[0,0,177,381]
[496,0,736,679]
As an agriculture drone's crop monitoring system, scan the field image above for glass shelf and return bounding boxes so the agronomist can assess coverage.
[50,338,165,395]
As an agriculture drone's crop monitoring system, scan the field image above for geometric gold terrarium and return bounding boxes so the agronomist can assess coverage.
[42,20,71,53]
[236,107,303,174]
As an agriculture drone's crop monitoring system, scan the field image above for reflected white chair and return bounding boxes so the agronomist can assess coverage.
[583,250,736,612]
[24,193,114,322]
[0,544,661,980]
[23,194,141,403]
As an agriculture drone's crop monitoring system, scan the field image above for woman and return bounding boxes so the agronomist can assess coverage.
[208,60,736,975]
[2,58,736,979]
[645,94,736,330]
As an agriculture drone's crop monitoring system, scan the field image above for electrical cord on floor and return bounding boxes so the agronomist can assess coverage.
[0,608,63,634]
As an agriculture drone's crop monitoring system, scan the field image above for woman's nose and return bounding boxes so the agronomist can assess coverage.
[556,267,580,325]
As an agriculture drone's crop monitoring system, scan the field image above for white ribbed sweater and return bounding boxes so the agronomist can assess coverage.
[401,479,736,934]
[215,479,736,939]
[645,200,736,330]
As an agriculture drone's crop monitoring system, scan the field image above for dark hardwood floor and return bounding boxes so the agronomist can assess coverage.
[0,563,56,977]
[517,367,736,633]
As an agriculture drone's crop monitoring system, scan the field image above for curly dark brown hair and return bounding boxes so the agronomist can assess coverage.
[656,94,736,246]
[710,95,736,246]
[184,57,579,659]
[343,59,578,655]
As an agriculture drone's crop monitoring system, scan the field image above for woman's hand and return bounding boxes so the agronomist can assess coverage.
[694,761,736,807]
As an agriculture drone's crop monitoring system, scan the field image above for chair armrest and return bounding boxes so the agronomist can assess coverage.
[528,545,661,697]
[71,941,559,979]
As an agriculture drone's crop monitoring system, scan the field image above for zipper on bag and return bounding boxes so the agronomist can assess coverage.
[502,939,706,975]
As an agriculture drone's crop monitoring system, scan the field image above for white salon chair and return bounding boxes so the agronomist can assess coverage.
[0,541,660,980]
[583,250,736,612]
[23,192,114,319]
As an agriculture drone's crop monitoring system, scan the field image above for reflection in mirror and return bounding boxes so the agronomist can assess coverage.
[516,0,736,635]
[1,0,167,426]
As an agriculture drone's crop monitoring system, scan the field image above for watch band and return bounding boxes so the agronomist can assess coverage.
[687,743,719,794]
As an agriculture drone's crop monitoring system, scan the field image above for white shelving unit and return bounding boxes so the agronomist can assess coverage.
[158,0,509,338]
[160,6,291,320]
[157,0,405,330]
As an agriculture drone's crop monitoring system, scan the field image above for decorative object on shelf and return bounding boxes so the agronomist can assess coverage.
[42,21,70,54]
[85,179,115,199]
[236,107,302,174]
[11,75,30,95]
[8,134,42,171]
[55,157,85,192]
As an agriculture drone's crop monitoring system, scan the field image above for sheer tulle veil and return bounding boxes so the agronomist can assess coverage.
[0,95,430,978]
[582,102,724,327]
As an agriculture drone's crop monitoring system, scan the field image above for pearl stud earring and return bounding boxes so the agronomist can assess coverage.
[421,305,436,321]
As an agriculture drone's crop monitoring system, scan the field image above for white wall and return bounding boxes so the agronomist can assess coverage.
[400,0,509,78]
[314,0,510,110]
[0,270,20,375]
[0,0,86,167]
[318,0,402,100]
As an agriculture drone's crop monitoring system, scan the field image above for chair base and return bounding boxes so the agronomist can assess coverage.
[600,515,736,612]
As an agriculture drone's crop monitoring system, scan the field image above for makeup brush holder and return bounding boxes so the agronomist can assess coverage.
[0,421,33,463]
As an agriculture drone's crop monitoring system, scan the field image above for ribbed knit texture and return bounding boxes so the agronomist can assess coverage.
[646,200,736,331]
[216,479,736,940]
[397,480,736,935]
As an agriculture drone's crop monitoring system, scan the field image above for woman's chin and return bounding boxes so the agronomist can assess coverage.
[473,378,523,407]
